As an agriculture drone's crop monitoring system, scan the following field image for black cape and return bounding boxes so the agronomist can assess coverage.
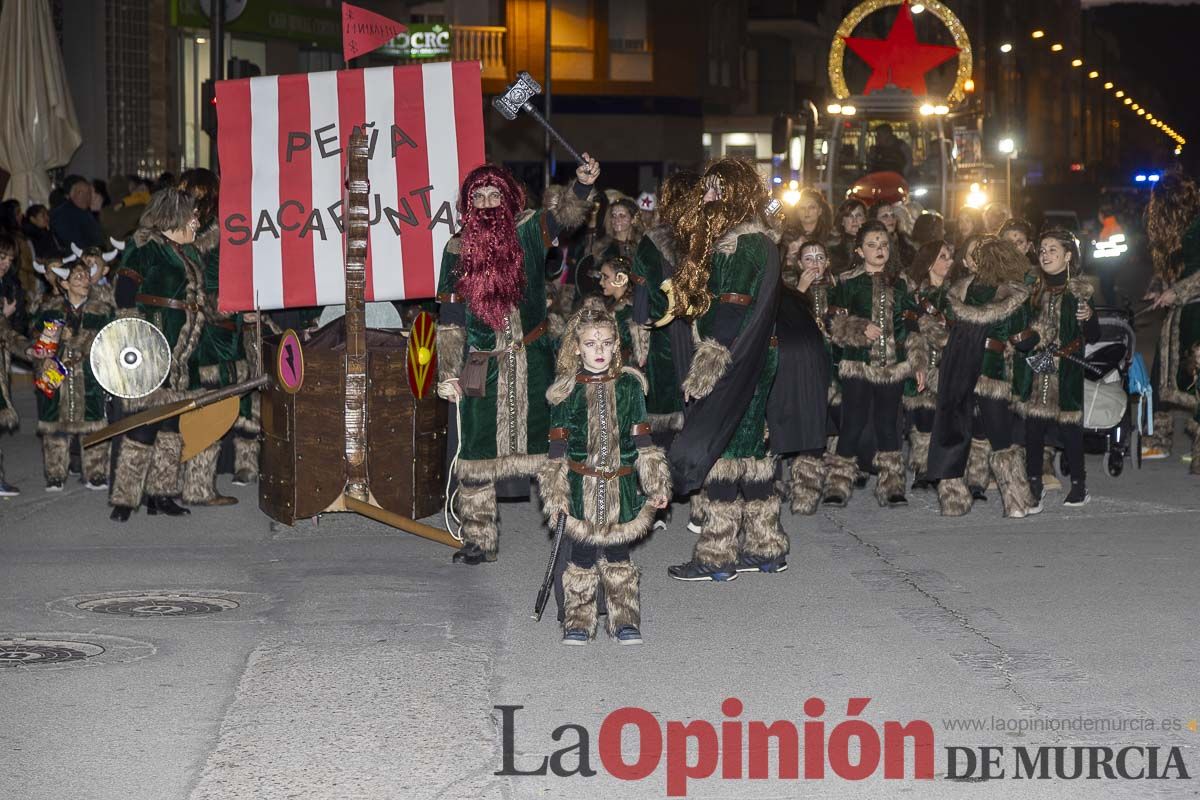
[668,238,781,494]
[766,287,830,455]
[924,320,988,481]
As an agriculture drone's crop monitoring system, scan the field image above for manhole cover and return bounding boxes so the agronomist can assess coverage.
[76,594,240,617]
[0,638,105,667]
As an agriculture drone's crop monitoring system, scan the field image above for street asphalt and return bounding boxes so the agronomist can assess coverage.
[1,358,1198,799]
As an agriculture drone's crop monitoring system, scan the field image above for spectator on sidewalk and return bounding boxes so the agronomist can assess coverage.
[101,175,152,242]
[50,175,104,251]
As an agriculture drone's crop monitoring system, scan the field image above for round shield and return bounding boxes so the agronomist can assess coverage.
[276,329,305,394]
[90,318,171,399]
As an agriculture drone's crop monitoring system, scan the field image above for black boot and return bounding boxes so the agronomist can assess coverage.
[110,505,135,522]
[451,543,495,565]
[147,496,191,516]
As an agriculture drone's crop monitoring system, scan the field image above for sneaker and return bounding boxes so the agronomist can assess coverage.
[0,481,20,497]
[561,629,589,646]
[45,481,64,493]
[232,471,255,486]
[85,479,108,491]
[886,493,908,507]
[1064,483,1091,507]
[614,625,643,645]
[736,552,788,574]
[1140,446,1170,460]
[686,519,703,534]
[667,560,738,582]
[452,543,496,565]
[1026,497,1044,516]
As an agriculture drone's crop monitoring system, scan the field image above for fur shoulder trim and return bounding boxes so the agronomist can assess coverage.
[589,236,615,262]
[515,208,538,227]
[445,235,462,255]
[838,266,867,283]
[193,225,220,254]
[714,219,778,254]
[948,279,1029,325]
[546,374,577,405]
[1068,276,1094,301]
[132,227,165,248]
[645,225,678,266]
[620,366,649,395]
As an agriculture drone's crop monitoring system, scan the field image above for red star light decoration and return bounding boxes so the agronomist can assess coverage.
[842,1,959,96]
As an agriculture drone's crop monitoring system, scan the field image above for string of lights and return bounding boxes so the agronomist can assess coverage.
[999,28,1184,155]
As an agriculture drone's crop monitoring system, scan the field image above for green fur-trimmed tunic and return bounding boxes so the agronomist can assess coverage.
[1017,278,1095,424]
[691,223,779,460]
[436,210,556,475]
[827,268,922,386]
[944,277,1032,401]
[903,280,952,410]
[1155,216,1200,412]
[188,227,251,417]
[32,292,114,434]
[630,227,683,429]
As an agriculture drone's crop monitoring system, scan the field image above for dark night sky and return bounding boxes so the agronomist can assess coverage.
[1085,1,1200,169]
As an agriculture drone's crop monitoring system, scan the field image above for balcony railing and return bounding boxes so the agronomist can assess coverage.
[452,25,506,79]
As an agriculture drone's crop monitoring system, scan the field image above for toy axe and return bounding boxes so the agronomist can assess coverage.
[493,71,585,164]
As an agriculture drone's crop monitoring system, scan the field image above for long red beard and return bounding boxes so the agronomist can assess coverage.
[456,206,526,331]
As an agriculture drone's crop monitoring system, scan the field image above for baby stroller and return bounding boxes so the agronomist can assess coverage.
[1067,305,1138,477]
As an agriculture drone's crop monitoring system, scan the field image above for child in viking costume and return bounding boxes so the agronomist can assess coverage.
[538,306,671,644]
[1019,229,1101,506]
[926,238,1039,518]
[785,237,840,515]
[822,219,926,508]
[904,239,959,491]
[664,159,785,582]
[177,168,253,506]
[0,234,28,496]
[436,158,597,565]
[109,189,207,522]
[1143,171,1200,468]
[73,241,121,306]
[30,258,114,490]
[597,255,637,363]
[576,197,641,301]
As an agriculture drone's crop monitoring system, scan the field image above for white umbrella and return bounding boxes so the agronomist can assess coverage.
[0,0,82,207]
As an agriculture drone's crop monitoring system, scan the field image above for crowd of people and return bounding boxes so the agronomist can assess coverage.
[2,158,1199,646]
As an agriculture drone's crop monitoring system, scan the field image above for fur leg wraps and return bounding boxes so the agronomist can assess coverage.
[234,435,259,479]
[1146,411,1174,454]
[598,559,640,636]
[789,455,825,515]
[693,496,740,568]
[110,438,153,508]
[873,451,906,507]
[965,438,992,490]
[562,563,599,638]
[991,445,1034,518]
[1188,420,1200,476]
[908,430,931,477]
[823,453,856,502]
[689,493,707,526]
[145,432,184,497]
[457,480,498,555]
[742,496,787,559]
[937,477,973,517]
[83,440,111,485]
[182,442,220,503]
[41,435,70,482]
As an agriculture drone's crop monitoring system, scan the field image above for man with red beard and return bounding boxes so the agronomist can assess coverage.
[437,158,598,564]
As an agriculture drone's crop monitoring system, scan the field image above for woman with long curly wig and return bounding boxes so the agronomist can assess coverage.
[435,157,599,564]
[665,158,786,582]
[1143,169,1200,471]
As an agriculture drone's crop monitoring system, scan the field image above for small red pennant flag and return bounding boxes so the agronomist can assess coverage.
[342,2,407,63]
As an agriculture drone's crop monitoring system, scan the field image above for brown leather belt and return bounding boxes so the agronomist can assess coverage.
[475,319,549,358]
[549,427,569,441]
[136,293,199,312]
[568,460,633,479]
[210,318,237,332]
[631,422,652,437]
[576,371,616,383]
[628,273,645,285]
[718,292,752,306]
[1058,337,1084,357]
[115,267,142,284]
[984,337,1007,353]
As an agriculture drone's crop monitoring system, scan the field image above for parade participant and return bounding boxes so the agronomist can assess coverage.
[927,238,1039,518]
[784,239,839,514]
[999,218,1037,267]
[630,171,697,437]
[0,246,27,496]
[1143,170,1200,469]
[436,158,598,565]
[872,202,916,268]
[982,202,1011,236]
[30,258,114,491]
[577,197,641,300]
[108,189,206,522]
[538,305,671,645]
[0,234,29,338]
[955,234,983,276]
[665,158,784,582]
[953,207,984,247]
[829,199,868,275]
[1018,228,1100,506]
[792,189,833,246]
[821,219,925,508]
[903,240,958,490]
[910,211,946,249]
[597,256,636,362]
[176,168,252,506]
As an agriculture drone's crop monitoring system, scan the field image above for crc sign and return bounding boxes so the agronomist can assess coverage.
[385,24,452,59]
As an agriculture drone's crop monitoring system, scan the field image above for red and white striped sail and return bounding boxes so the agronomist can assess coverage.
[215,62,484,312]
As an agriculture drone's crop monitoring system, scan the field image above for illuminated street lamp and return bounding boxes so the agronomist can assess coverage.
[998,137,1016,210]
[1000,43,1013,53]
